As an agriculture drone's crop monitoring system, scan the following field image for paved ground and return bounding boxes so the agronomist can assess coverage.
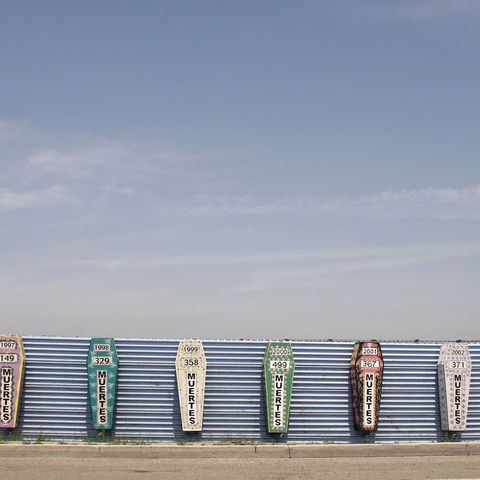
[3,456,480,480]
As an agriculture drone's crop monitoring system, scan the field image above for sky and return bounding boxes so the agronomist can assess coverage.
[1,0,480,340]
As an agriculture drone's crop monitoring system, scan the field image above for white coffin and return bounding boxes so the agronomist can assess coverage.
[437,343,472,431]
[175,339,207,432]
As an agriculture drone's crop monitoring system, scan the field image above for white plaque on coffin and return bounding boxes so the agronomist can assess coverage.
[437,343,472,431]
[175,340,207,432]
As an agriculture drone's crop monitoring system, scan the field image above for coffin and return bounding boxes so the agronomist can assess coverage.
[263,342,295,434]
[438,343,471,431]
[0,335,26,428]
[175,340,207,432]
[350,341,384,431]
[87,338,119,430]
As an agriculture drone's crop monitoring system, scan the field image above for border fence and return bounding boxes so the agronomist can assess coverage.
[10,337,480,443]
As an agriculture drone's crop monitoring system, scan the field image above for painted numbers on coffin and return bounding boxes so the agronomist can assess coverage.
[175,340,207,432]
[350,341,384,431]
[87,338,119,430]
[263,342,295,434]
[438,343,472,431]
[0,335,26,428]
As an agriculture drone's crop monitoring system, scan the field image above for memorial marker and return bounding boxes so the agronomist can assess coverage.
[87,338,119,430]
[438,343,472,431]
[0,335,26,428]
[350,341,384,431]
[175,340,207,432]
[263,341,295,434]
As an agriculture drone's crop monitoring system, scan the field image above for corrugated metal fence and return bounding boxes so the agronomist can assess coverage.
[7,337,480,443]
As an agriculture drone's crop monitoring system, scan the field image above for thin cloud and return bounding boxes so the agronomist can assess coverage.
[26,241,480,295]
[26,139,219,189]
[173,185,480,220]
[141,241,480,269]
[38,241,480,270]
[29,143,131,166]
[0,186,70,213]
[102,180,135,197]
[4,118,480,220]
[29,141,210,168]
[355,185,480,219]
[227,242,480,293]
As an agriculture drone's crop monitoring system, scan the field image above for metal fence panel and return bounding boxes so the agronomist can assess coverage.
[7,337,480,443]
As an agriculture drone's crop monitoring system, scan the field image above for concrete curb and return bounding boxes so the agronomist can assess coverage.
[288,443,469,458]
[0,444,100,459]
[99,444,256,459]
[0,442,476,459]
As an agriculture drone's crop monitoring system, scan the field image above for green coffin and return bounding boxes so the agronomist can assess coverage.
[87,338,119,430]
[263,342,295,434]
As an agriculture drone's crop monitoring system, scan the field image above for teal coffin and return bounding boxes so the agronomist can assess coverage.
[87,338,119,430]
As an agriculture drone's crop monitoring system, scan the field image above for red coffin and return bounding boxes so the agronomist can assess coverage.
[350,341,384,431]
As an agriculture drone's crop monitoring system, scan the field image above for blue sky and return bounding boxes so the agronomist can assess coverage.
[1,0,480,339]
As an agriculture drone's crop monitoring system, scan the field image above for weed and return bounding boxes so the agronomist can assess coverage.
[215,436,255,445]
[174,436,189,446]
[362,434,374,444]
[215,435,232,445]
[109,436,129,445]
[6,431,24,442]
[174,433,201,445]
[105,435,150,445]
[439,432,458,442]
[232,437,255,445]
[34,433,47,444]
[82,435,94,444]
[128,439,150,445]
[96,430,110,443]
[323,438,336,444]
[80,434,151,445]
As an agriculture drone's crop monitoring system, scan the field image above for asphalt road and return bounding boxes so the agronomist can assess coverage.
[3,456,480,480]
